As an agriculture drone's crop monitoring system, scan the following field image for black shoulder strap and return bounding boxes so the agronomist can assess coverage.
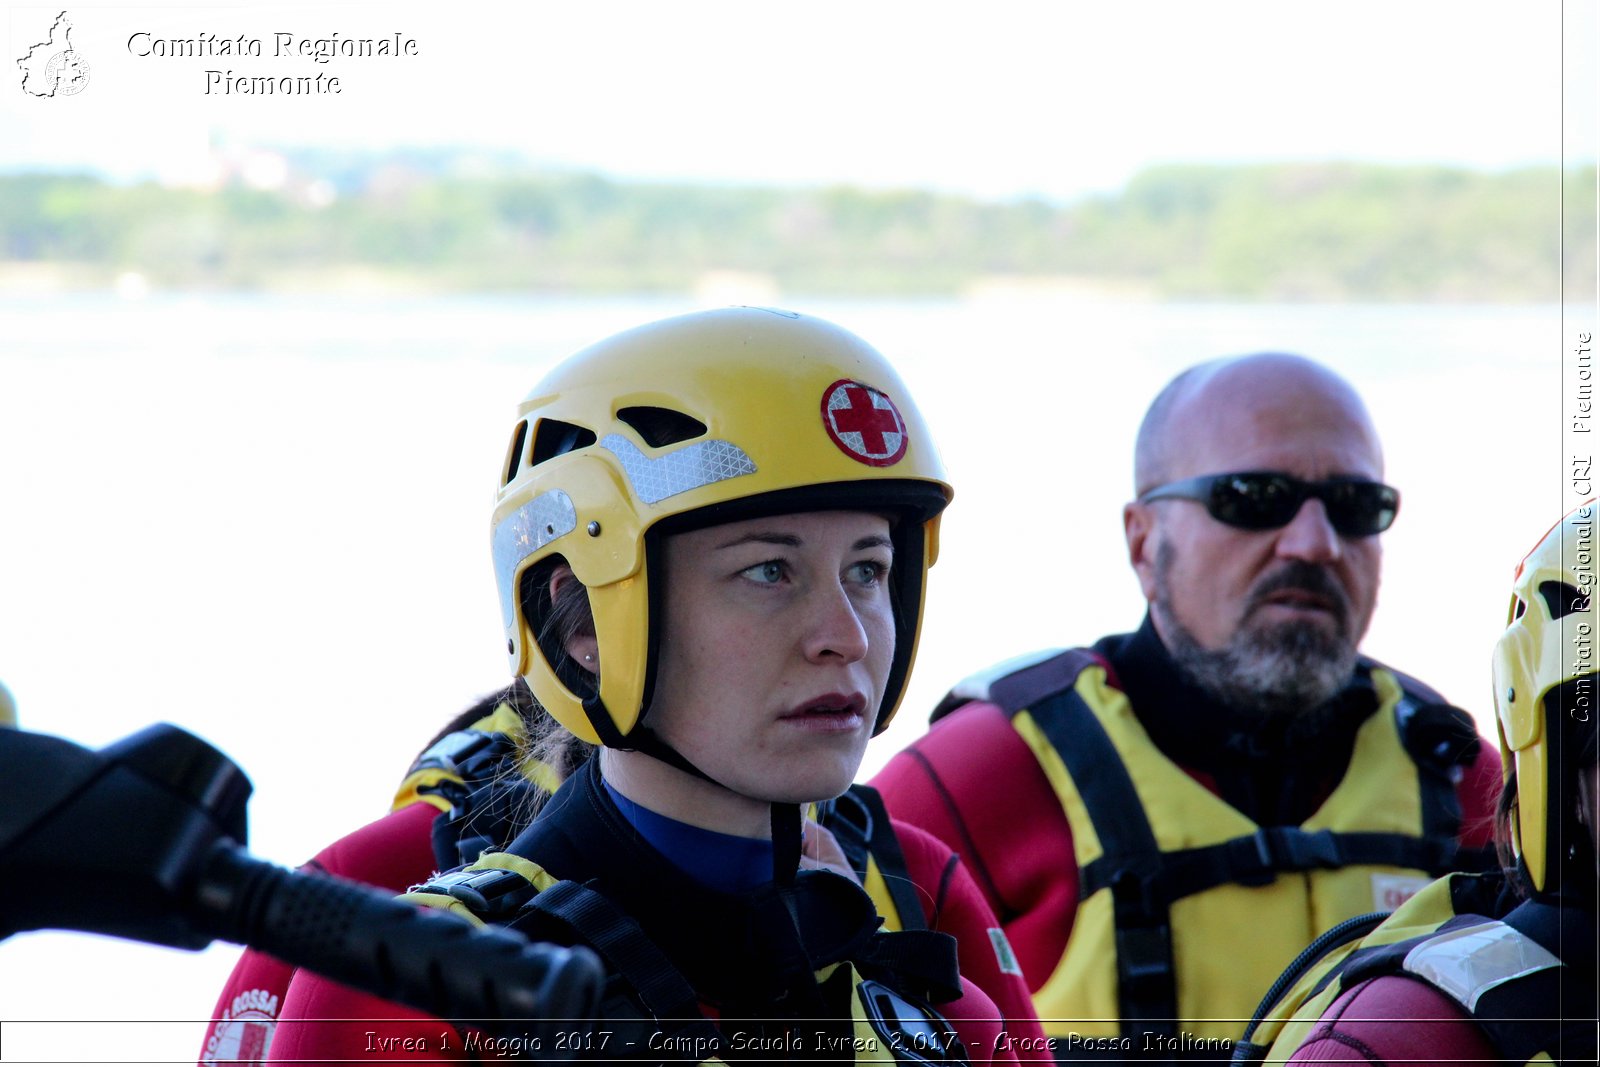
[856,928,964,1006]
[1020,683,1178,1040]
[989,648,1104,715]
[1381,666,1497,876]
[826,784,928,933]
[928,647,1094,724]
[515,879,728,1057]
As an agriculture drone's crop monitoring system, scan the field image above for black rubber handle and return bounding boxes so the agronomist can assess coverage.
[0,724,605,1044]
[194,844,605,1030]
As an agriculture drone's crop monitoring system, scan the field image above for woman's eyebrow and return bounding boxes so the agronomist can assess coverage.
[712,532,893,551]
[715,532,802,550]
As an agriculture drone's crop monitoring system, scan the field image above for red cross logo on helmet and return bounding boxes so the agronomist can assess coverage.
[820,379,909,467]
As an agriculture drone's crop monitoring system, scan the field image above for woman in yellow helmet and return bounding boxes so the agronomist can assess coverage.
[268,307,1034,1065]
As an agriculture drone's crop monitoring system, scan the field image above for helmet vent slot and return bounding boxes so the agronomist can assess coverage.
[530,419,598,468]
[1538,580,1587,620]
[617,406,707,448]
[502,420,529,486]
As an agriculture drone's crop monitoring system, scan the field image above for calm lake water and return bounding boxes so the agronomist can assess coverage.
[0,292,1575,1058]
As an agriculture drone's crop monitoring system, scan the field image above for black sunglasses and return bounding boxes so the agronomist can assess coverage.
[1138,471,1400,537]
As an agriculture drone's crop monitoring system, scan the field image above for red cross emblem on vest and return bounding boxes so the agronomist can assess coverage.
[820,379,908,467]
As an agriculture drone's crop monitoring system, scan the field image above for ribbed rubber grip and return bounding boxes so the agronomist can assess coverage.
[194,844,604,1030]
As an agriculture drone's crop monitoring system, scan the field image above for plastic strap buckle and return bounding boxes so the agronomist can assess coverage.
[412,729,495,775]
[1253,827,1344,872]
[418,867,536,917]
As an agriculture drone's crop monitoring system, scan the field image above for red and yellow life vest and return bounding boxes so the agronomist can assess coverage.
[994,649,1484,1044]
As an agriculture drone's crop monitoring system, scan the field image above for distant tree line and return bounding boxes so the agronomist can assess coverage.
[0,162,1591,300]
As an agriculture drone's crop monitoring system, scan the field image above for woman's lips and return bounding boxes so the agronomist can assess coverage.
[779,692,867,732]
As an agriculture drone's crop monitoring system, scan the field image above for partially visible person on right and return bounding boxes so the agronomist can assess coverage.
[1248,503,1598,1065]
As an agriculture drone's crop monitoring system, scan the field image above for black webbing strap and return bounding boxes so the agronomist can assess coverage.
[1080,827,1467,904]
[1391,692,1499,876]
[849,784,928,932]
[747,878,830,1020]
[856,928,964,1005]
[519,879,726,1055]
[1020,687,1178,1039]
[1393,693,1465,829]
[821,790,876,882]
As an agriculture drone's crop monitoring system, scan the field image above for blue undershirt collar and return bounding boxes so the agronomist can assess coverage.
[602,778,775,893]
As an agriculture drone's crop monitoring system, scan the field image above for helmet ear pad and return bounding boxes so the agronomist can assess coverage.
[1538,677,1600,893]
[518,553,652,749]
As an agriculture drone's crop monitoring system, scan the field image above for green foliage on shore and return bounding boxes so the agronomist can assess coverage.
[1,162,1591,300]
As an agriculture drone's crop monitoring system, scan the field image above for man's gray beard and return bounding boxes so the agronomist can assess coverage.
[1155,547,1359,717]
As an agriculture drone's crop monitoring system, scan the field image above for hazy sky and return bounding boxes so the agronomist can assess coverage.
[6,0,1596,200]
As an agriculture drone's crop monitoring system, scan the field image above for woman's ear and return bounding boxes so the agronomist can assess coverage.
[548,564,599,675]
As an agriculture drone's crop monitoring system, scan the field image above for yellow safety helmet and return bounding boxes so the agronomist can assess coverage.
[1492,502,1598,894]
[491,307,952,749]
[0,679,15,728]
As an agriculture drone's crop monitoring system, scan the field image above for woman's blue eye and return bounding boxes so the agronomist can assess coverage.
[742,561,785,584]
[850,561,888,585]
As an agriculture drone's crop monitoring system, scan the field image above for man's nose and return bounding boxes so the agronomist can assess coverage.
[1274,497,1343,563]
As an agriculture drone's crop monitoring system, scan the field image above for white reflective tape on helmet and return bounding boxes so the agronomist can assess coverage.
[492,489,577,629]
[598,433,757,505]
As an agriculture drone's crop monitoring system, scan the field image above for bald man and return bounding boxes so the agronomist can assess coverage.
[873,355,1501,1060]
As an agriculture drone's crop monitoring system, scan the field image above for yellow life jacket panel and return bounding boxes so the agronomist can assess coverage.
[985,648,1487,1046]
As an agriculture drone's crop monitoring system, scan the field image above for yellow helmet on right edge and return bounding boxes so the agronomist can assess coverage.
[1492,501,1599,895]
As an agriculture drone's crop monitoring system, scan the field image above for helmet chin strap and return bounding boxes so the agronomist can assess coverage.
[612,740,821,1011]
[619,722,804,888]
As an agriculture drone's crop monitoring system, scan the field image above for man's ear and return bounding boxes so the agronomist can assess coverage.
[548,564,599,674]
[1124,501,1161,602]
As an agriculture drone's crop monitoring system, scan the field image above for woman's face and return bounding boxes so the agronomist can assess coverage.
[647,510,896,806]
